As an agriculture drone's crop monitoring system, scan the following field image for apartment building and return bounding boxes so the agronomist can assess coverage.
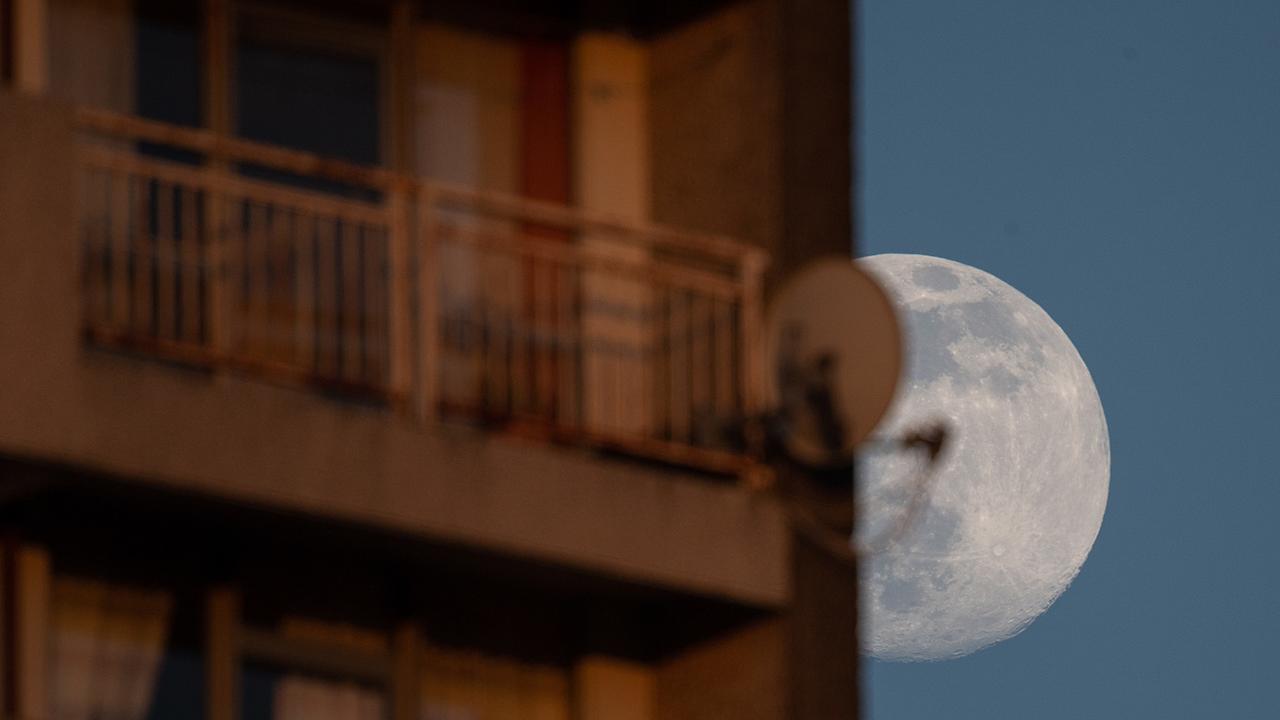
[0,0,857,717]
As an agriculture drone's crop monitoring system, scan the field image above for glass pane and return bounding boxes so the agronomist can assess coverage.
[50,575,204,720]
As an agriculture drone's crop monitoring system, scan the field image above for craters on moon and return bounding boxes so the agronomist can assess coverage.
[856,254,1110,662]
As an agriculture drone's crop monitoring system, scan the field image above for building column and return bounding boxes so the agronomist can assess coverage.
[201,0,230,134]
[390,621,421,720]
[388,0,415,174]
[3,543,51,720]
[574,655,655,720]
[12,0,48,93]
[789,526,860,719]
[201,0,232,356]
[572,34,653,438]
[205,586,241,720]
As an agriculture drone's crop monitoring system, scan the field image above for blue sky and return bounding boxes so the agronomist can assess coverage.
[857,0,1280,716]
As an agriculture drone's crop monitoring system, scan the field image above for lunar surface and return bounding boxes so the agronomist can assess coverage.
[856,254,1109,661]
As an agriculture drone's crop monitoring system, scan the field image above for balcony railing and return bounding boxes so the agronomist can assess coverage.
[75,109,767,477]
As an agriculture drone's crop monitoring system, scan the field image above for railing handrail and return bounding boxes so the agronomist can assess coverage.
[80,144,390,224]
[75,107,768,269]
[423,183,762,265]
[433,221,744,299]
[76,107,405,192]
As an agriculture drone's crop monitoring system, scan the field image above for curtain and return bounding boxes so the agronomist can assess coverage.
[416,24,525,416]
[421,646,569,720]
[50,576,173,720]
[272,618,386,720]
[273,676,384,720]
[48,0,136,113]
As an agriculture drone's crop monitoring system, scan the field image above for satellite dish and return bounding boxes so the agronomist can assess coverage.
[763,257,903,469]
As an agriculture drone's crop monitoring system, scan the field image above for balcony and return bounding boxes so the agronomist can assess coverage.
[74,108,769,478]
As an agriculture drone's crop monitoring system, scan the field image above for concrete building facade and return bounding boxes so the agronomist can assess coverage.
[0,1,857,717]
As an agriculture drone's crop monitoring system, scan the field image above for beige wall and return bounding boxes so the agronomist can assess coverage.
[0,91,790,610]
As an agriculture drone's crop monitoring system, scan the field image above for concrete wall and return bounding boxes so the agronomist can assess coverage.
[650,6,862,715]
[778,0,856,269]
[0,91,789,610]
[657,617,787,720]
[650,0,783,262]
[655,534,861,720]
[649,0,855,286]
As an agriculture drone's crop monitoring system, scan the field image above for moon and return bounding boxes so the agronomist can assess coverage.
[856,254,1109,661]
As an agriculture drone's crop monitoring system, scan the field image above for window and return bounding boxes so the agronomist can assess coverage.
[49,574,204,720]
